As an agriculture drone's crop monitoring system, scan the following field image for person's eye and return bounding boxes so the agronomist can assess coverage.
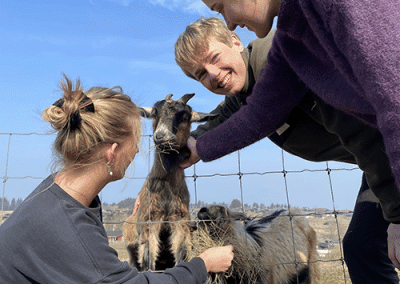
[198,71,206,81]
[212,54,219,62]
[199,71,206,81]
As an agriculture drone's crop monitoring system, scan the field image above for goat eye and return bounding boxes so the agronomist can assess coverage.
[175,111,189,124]
[182,113,190,122]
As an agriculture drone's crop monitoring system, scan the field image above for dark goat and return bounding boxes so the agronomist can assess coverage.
[196,205,320,284]
[123,93,217,271]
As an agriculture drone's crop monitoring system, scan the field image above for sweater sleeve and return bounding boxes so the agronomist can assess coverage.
[322,1,400,207]
[196,38,308,162]
[191,96,242,140]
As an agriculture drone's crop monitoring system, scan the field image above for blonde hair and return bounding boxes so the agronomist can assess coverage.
[42,74,141,171]
[175,17,240,80]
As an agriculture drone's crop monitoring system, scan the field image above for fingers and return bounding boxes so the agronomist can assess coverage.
[388,223,400,269]
[199,245,234,273]
[180,136,200,169]
[223,245,234,271]
[132,195,140,216]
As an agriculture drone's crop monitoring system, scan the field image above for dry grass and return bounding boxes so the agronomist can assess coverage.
[109,210,400,283]
[0,211,13,226]
[306,213,351,284]
[189,224,265,284]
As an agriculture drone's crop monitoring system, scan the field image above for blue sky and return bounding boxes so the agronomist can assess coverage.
[0,0,361,210]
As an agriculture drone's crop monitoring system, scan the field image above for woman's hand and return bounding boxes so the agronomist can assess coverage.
[199,245,234,273]
[180,136,200,168]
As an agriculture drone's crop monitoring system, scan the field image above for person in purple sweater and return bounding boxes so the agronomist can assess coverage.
[182,0,400,275]
[0,75,233,284]
[176,16,399,283]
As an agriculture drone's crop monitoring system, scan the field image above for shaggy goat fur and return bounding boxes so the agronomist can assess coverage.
[194,205,320,284]
[123,93,217,271]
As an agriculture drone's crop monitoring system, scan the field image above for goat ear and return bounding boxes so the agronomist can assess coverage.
[191,111,220,123]
[137,107,153,118]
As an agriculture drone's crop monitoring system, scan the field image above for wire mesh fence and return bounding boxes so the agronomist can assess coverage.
[1,131,363,283]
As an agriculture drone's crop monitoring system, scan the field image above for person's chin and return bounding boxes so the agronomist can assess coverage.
[256,23,273,38]
[255,29,269,38]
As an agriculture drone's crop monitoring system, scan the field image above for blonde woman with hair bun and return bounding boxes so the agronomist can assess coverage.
[0,75,233,284]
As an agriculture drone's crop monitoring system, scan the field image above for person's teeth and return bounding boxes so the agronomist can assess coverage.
[219,74,230,88]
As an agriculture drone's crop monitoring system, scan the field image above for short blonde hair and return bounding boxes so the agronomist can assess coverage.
[175,17,240,80]
[42,74,141,171]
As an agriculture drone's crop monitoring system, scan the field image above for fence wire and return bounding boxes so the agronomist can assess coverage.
[1,132,360,282]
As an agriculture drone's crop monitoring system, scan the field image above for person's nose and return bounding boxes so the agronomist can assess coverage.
[206,65,221,89]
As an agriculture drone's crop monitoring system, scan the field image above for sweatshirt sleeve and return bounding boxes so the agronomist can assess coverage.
[125,258,207,284]
[321,1,400,213]
[196,38,308,162]
[191,96,242,140]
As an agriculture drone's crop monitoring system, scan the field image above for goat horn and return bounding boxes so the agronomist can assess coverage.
[165,94,173,101]
[178,93,195,104]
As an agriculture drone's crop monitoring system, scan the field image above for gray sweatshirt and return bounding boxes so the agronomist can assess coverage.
[0,175,207,284]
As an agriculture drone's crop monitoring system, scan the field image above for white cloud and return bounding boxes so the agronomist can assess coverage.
[149,0,187,10]
[148,0,214,14]
[106,0,211,14]
[183,0,211,14]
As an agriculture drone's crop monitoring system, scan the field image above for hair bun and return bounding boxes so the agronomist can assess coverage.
[42,104,70,131]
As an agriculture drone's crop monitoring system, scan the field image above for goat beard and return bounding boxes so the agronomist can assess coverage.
[155,141,180,154]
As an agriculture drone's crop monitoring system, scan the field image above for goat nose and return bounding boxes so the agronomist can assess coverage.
[197,208,209,219]
[155,131,165,141]
[199,207,208,213]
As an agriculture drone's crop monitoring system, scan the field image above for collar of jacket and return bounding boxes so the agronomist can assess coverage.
[237,48,254,105]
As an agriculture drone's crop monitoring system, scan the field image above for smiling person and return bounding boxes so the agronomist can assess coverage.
[203,0,280,39]
[0,75,233,284]
[175,16,400,283]
[186,0,400,274]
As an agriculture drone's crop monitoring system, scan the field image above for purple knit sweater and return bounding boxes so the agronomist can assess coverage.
[197,0,400,207]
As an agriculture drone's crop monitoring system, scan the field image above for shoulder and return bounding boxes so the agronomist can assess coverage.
[247,29,276,52]
[247,30,277,82]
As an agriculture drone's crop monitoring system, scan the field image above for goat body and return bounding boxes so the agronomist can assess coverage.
[123,93,217,271]
[196,205,320,284]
